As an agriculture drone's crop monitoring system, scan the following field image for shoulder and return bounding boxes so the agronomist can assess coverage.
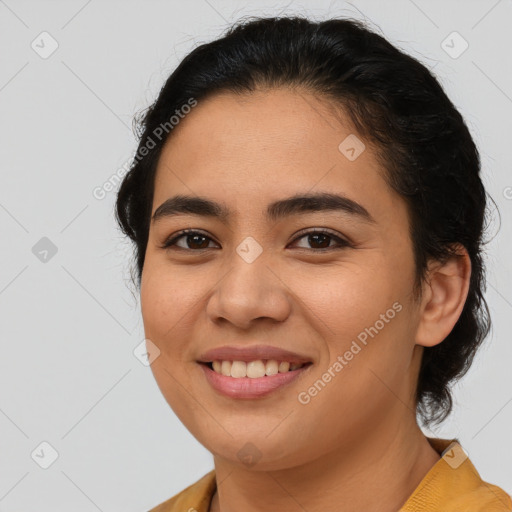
[401,438,512,512]
[147,470,216,512]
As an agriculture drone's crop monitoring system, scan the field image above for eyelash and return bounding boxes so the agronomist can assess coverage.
[160,228,352,252]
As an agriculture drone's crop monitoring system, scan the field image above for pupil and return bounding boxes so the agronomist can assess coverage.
[309,233,330,248]
[188,235,209,249]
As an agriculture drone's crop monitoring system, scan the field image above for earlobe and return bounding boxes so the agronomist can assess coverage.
[415,245,472,348]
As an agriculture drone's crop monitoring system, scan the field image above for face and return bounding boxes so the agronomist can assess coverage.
[140,88,423,470]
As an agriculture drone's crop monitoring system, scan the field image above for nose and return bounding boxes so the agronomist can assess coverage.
[206,249,292,330]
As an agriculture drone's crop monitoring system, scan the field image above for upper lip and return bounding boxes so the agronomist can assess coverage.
[197,345,313,364]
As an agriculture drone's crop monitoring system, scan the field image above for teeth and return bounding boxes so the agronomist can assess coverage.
[230,361,246,378]
[210,359,306,378]
[247,360,265,378]
[279,361,290,373]
[221,360,231,377]
[265,360,279,376]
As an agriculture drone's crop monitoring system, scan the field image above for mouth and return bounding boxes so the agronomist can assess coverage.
[198,360,314,399]
[200,360,312,378]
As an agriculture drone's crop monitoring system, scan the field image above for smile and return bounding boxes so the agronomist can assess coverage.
[210,359,306,378]
[199,361,313,399]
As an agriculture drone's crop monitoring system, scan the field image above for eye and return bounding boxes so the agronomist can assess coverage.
[289,229,351,250]
[161,229,219,251]
[160,228,351,252]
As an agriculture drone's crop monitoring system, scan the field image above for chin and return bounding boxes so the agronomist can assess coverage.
[201,432,312,471]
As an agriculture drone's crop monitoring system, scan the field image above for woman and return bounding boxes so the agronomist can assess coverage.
[115,16,512,512]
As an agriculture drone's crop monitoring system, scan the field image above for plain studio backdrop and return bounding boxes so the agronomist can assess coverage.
[0,0,511,510]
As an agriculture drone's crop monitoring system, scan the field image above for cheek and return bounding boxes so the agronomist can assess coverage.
[140,261,202,356]
[289,254,415,370]
[290,263,415,433]
[290,259,398,332]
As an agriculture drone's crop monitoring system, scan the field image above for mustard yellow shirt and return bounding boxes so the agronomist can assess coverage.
[148,438,512,511]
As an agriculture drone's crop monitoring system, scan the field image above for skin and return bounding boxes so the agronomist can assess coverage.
[140,88,471,512]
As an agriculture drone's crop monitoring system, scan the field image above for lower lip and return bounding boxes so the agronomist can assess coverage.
[199,363,311,399]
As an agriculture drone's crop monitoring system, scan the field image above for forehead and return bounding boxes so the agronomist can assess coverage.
[159,88,364,168]
[152,88,404,227]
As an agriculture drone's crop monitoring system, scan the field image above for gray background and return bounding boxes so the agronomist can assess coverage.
[1,0,511,510]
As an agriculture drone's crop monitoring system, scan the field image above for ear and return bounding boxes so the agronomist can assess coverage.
[415,244,472,348]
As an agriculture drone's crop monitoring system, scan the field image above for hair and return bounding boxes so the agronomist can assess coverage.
[115,16,492,427]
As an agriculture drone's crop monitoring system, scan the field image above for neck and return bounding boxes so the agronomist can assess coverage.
[209,415,440,512]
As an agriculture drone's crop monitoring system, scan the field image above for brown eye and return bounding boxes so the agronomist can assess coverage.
[290,230,351,250]
[161,230,218,251]
[307,233,331,249]
[183,234,211,249]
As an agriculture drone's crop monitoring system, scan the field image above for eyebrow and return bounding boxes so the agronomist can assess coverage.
[151,192,376,224]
